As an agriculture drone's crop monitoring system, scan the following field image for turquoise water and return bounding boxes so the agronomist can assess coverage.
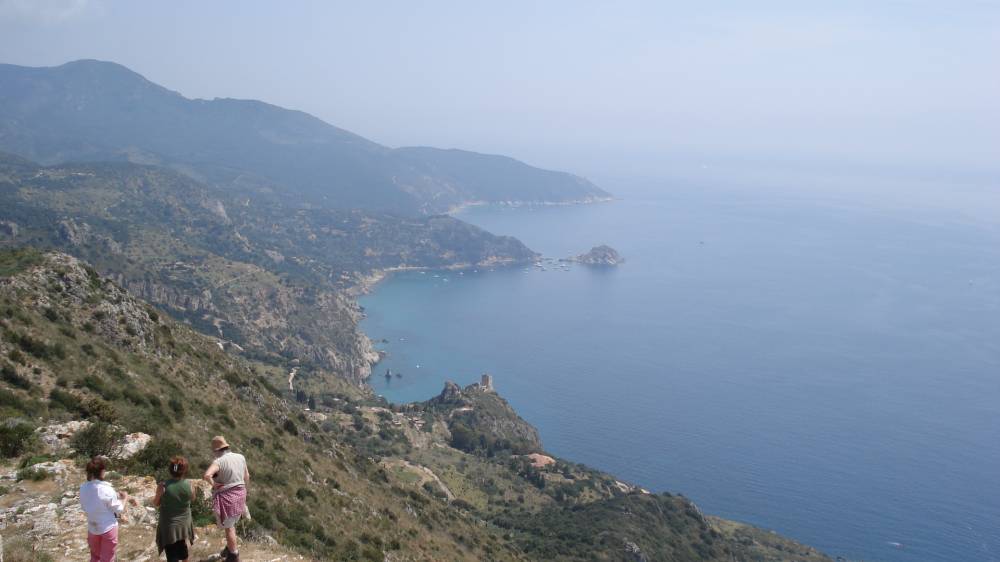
[359,180,1000,561]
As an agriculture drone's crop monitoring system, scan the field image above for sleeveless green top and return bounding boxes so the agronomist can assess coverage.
[161,479,192,517]
[157,479,194,553]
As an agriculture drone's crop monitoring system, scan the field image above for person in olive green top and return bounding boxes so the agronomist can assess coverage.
[154,456,196,562]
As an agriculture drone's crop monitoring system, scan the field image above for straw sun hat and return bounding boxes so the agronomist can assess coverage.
[211,435,230,451]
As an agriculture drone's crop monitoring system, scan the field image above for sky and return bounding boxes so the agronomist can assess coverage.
[0,0,998,182]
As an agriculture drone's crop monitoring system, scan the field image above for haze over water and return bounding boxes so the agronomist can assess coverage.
[361,173,1000,562]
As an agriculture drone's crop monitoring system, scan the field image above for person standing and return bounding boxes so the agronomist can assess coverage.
[79,456,128,562]
[154,456,195,562]
[202,436,249,562]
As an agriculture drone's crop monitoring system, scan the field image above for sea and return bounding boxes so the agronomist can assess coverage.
[359,170,1000,562]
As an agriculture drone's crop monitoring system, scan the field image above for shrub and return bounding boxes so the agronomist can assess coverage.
[8,348,25,364]
[2,363,31,389]
[48,388,80,411]
[14,333,54,359]
[191,492,216,526]
[295,487,318,502]
[0,388,29,414]
[0,422,36,458]
[70,422,124,459]
[16,466,50,482]
[283,419,299,436]
[19,454,57,469]
[168,397,185,417]
[451,498,476,511]
[127,437,183,478]
[81,397,119,423]
[122,386,148,406]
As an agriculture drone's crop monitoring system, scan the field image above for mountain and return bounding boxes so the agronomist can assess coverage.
[0,153,537,381]
[0,60,610,214]
[0,250,833,561]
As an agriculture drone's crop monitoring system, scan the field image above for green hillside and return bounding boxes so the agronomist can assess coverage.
[0,250,832,561]
[0,153,536,382]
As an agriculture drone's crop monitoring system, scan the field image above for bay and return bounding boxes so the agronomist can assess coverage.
[360,178,1000,562]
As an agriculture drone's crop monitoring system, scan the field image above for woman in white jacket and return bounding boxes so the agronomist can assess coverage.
[79,456,129,562]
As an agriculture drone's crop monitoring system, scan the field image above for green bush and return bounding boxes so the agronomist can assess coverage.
[13,332,62,360]
[122,386,148,406]
[70,422,125,459]
[19,454,57,468]
[48,388,80,411]
[7,348,25,364]
[191,492,216,526]
[0,387,30,413]
[16,466,50,481]
[295,487,318,502]
[2,363,31,389]
[0,422,36,458]
[127,436,183,478]
[168,397,185,417]
[81,397,119,423]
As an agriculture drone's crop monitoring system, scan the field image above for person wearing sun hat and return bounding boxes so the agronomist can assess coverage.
[202,436,249,562]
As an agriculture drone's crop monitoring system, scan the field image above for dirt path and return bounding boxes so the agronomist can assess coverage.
[382,459,455,501]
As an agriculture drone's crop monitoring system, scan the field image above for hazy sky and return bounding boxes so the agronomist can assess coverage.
[1,0,998,180]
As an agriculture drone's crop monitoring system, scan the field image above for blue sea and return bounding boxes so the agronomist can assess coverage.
[359,174,1000,562]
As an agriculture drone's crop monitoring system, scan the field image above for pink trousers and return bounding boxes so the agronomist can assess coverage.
[87,526,118,562]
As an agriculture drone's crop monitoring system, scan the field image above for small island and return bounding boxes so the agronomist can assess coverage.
[566,244,624,266]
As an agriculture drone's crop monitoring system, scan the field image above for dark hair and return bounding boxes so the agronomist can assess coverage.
[85,456,108,481]
[168,456,189,478]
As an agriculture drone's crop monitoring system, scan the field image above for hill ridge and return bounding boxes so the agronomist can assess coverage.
[0,59,610,214]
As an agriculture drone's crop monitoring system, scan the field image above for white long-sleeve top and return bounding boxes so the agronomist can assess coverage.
[79,479,124,535]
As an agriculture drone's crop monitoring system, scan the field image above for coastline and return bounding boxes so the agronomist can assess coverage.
[347,252,838,561]
[445,195,615,216]
[349,195,614,382]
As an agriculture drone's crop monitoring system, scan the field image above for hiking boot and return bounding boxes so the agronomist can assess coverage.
[226,550,241,562]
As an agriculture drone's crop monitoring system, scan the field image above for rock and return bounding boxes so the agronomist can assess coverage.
[35,421,92,454]
[0,220,18,237]
[525,453,556,468]
[57,219,122,254]
[306,411,328,423]
[569,245,624,266]
[624,540,649,562]
[118,432,152,459]
[27,460,75,478]
[437,381,463,403]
